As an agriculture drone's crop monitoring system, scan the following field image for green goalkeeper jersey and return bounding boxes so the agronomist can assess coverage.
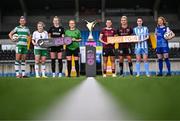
[12,26,30,46]
[65,28,81,51]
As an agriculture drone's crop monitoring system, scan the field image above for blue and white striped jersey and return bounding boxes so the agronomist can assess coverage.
[133,26,149,49]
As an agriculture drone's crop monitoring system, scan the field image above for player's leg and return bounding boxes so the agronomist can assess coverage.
[66,49,72,77]
[102,48,108,77]
[34,49,41,78]
[50,47,56,77]
[15,53,22,78]
[74,48,80,77]
[15,46,23,78]
[57,47,63,77]
[163,52,171,76]
[156,47,163,76]
[21,47,28,77]
[110,56,116,77]
[143,48,150,77]
[127,48,133,75]
[135,48,141,77]
[41,50,48,78]
[119,55,124,76]
[103,56,108,77]
[126,55,133,75]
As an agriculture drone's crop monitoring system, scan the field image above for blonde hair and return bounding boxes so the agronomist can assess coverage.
[37,21,45,28]
[121,16,128,20]
[53,16,60,21]
[69,19,76,23]
[157,16,168,26]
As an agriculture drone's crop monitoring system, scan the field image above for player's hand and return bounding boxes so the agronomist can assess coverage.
[72,38,76,41]
[33,43,38,46]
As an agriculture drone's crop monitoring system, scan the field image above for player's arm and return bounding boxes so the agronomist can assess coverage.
[167,27,175,39]
[99,33,108,45]
[72,30,81,42]
[48,33,52,38]
[8,28,16,40]
[144,27,150,41]
[31,32,37,46]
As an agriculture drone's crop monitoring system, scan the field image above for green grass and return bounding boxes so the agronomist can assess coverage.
[0,77,85,120]
[96,76,180,120]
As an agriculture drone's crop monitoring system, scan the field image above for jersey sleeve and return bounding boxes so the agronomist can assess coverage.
[166,27,171,32]
[48,27,52,34]
[100,29,104,35]
[78,29,82,39]
[45,31,49,39]
[133,28,136,35]
[116,29,120,36]
[130,28,133,35]
[61,27,65,35]
[27,28,31,36]
[32,31,36,40]
[12,27,17,33]
[145,27,149,36]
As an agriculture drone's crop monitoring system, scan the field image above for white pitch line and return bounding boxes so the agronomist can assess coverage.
[39,77,128,120]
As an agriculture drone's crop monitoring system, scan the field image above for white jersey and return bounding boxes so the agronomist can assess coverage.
[133,26,149,49]
[32,30,48,50]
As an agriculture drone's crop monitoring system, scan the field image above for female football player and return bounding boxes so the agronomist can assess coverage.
[48,16,65,77]
[9,16,31,78]
[65,20,81,77]
[32,21,48,78]
[155,16,175,76]
[133,17,150,77]
[99,19,116,77]
[117,16,133,76]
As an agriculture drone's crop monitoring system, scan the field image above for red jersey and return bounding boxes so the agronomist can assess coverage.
[117,26,133,49]
[100,27,116,48]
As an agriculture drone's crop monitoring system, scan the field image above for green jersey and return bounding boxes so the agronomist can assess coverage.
[65,28,81,50]
[12,26,30,46]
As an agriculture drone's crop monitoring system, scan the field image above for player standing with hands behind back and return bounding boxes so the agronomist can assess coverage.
[65,20,81,77]
[9,16,30,78]
[48,16,65,77]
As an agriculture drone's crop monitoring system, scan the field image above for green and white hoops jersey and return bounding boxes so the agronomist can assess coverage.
[12,26,30,46]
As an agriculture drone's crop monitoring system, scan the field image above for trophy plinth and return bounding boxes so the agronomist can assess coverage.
[83,19,97,77]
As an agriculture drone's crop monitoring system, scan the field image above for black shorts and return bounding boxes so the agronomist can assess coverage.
[103,48,115,57]
[66,48,80,57]
[50,46,63,53]
[118,48,132,56]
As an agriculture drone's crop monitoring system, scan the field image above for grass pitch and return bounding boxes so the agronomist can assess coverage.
[0,77,85,120]
[97,76,180,120]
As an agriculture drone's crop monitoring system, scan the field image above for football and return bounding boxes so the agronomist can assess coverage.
[164,31,175,40]
[12,34,19,42]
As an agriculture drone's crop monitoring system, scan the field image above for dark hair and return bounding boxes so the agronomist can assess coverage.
[137,17,144,26]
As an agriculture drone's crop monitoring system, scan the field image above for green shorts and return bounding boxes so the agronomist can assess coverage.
[16,45,28,54]
[34,49,48,56]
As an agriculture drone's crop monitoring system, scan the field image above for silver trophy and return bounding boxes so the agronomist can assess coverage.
[83,19,98,41]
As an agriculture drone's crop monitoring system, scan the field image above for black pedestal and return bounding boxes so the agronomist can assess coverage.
[85,42,96,77]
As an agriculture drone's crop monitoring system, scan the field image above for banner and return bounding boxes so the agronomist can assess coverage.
[107,35,140,44]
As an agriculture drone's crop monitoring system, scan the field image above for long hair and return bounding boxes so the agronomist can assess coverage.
[157,16,168,26]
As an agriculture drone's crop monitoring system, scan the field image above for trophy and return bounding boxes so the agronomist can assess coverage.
[83,19,98,41]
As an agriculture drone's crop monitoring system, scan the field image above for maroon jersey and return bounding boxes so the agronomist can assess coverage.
[117,26,133,49]
[100,27,116,48]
